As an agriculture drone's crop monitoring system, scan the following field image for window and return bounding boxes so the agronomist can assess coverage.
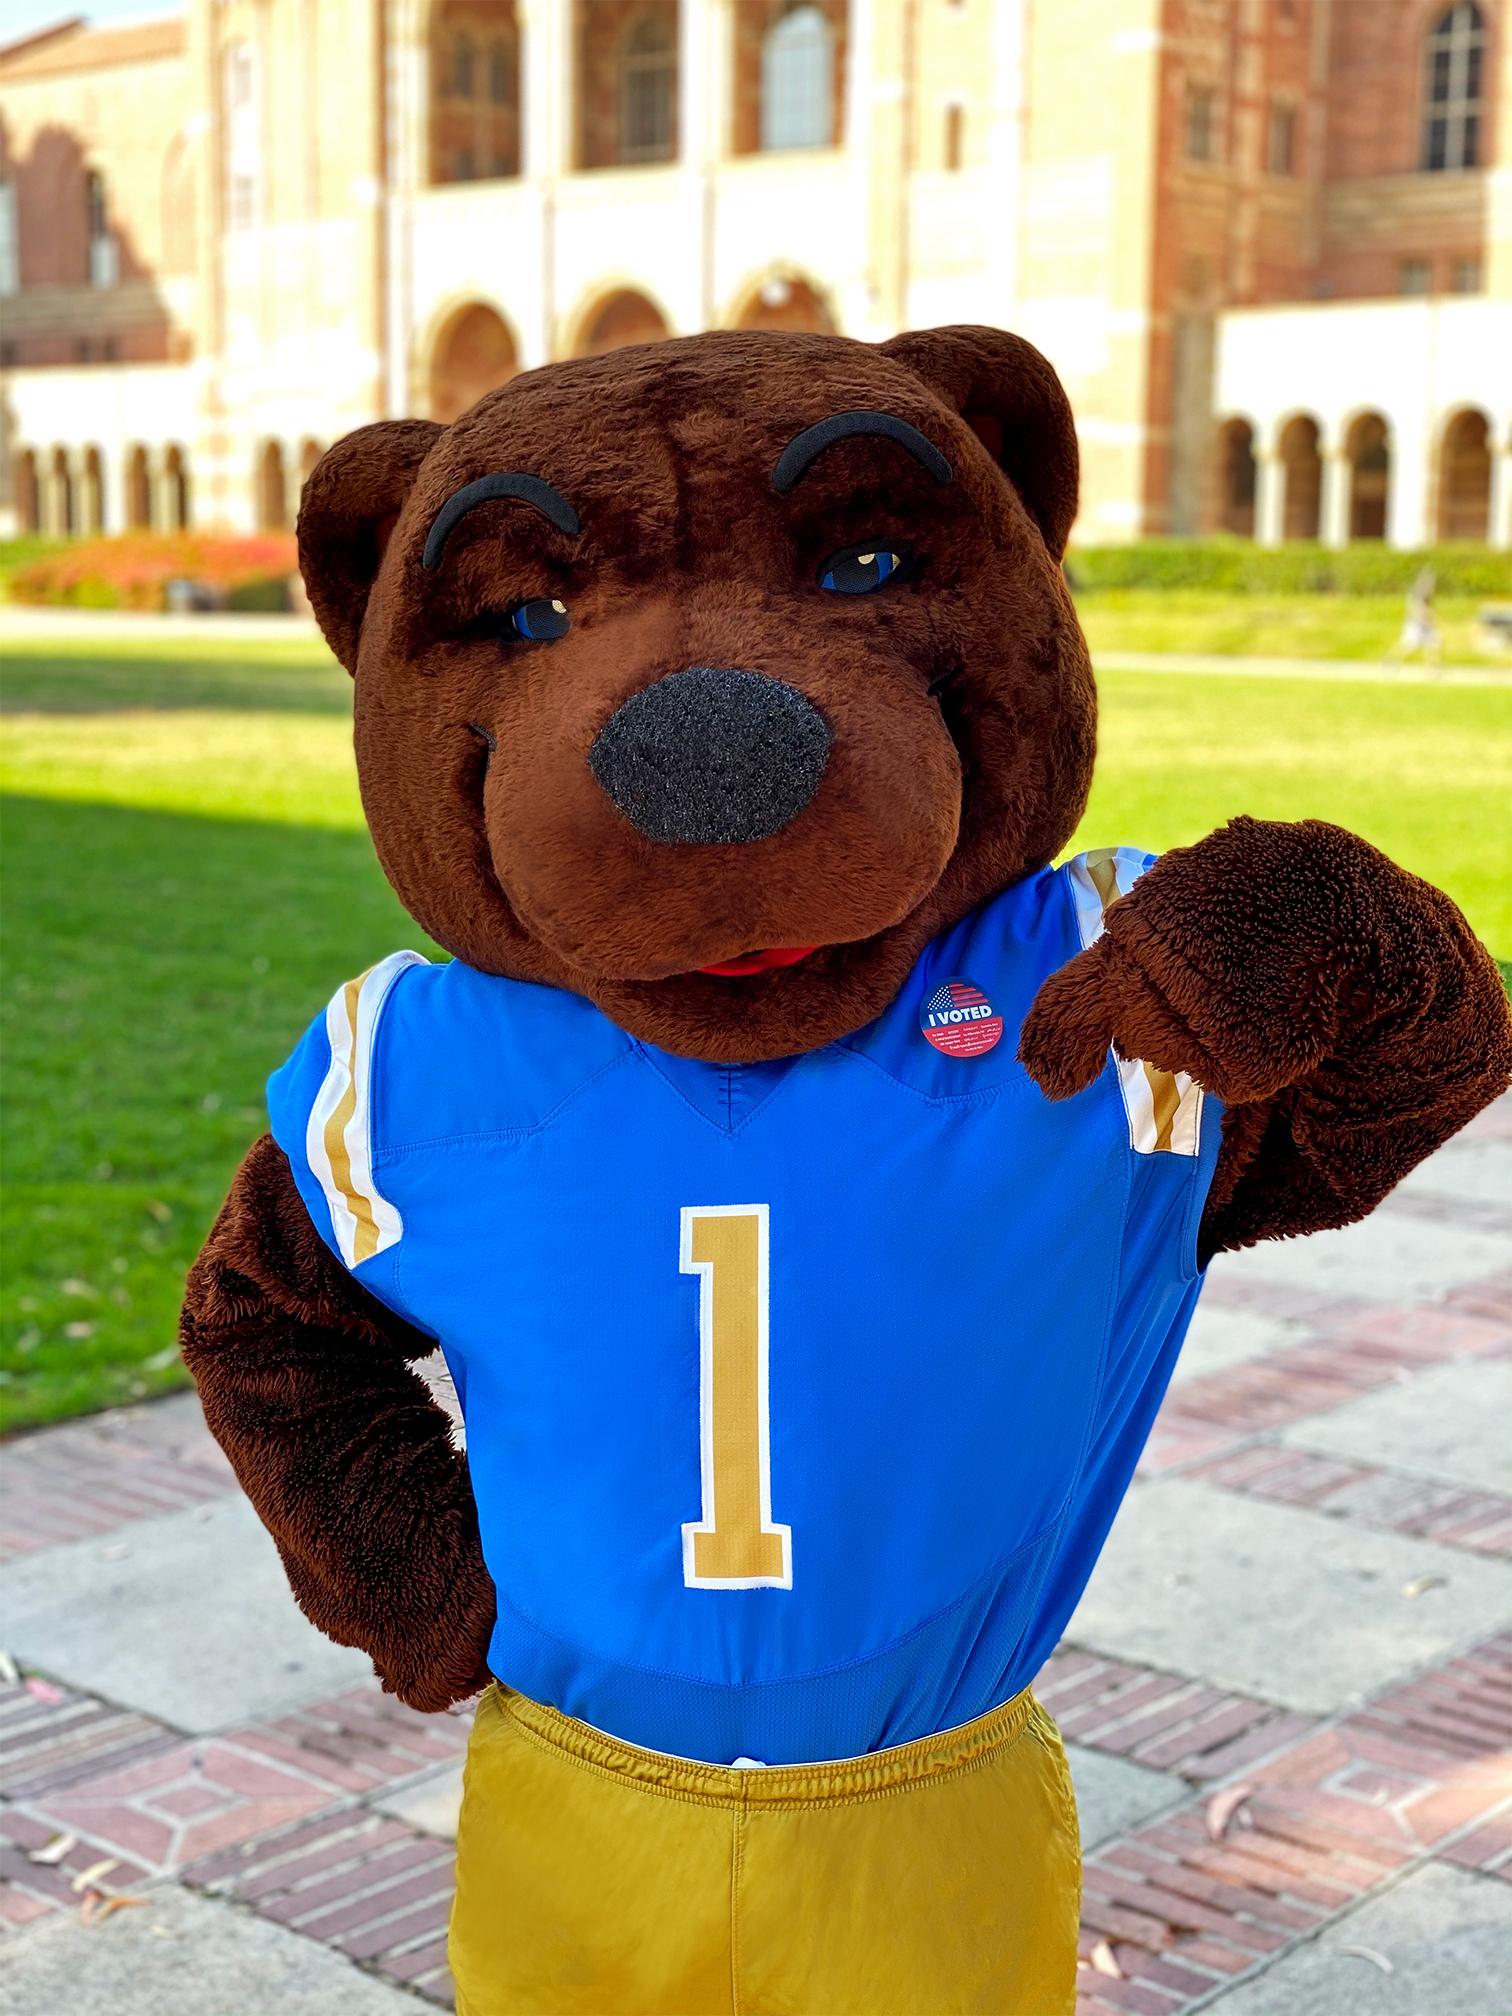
[0,178,17,296]
[223,40,261,233]
[453,32,476,98]
[85,168,107,242]
[760,4,835,152]
[1452,256,1482,293]
[454,148,476,180]
[85,169,117,287]
[1267,100,1296,176]
[1185,82,1218,163]
[620,15,676,164]
[944,102,965,172]
[1421,3,1484,172]
[1399,258,1432,295]
[488,37,513,105]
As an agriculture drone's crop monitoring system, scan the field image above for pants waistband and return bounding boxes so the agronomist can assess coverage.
[490,1684,1037,1808]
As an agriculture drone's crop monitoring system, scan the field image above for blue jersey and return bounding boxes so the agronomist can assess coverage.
[269,849,1221,1765]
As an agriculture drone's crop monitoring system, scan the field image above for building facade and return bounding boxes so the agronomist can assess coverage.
[1,0,1508,547]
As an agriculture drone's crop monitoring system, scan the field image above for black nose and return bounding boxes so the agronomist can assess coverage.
[589,667,831,845]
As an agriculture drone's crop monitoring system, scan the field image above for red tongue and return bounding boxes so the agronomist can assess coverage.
[699,945,818,978]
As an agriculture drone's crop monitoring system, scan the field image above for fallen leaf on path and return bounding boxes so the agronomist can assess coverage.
[1089,1939,1123,1978]
[27,1833,77,1866]
[1402,1573,1447,1598]
[1339,1944,1395,1974]
[1205,1782,1255,1840]
[81,1890,148,1927]
[71,1859,119,1893]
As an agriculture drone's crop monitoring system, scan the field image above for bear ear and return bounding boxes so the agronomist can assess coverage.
[296,419,443,673]
[877,326,1079,561]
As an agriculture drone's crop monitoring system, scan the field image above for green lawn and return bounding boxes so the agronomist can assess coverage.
[3,632,1510,1430]
[1076,589,1507,664]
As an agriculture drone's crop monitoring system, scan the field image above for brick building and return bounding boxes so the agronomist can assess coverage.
[1,0,1508,547]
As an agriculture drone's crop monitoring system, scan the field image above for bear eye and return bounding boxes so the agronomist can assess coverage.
[818,545,909,595]
[509,597,570,642]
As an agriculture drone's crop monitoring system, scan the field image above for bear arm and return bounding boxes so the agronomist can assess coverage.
[1196,824,1512,1263]
[180,1132,495,1712]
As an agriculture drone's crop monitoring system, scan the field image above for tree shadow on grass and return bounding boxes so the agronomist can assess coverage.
[1,792,441,1428]
[0,644,350,719]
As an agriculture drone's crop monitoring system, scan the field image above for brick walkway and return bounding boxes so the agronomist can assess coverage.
[1,1099,1508,2012]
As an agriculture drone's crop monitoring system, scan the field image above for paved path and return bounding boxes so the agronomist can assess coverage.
[1,1102,1508,2015]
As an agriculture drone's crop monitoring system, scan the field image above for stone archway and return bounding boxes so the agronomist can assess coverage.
[428,301,519,423]
[257,440,289,532]
[14,448,40,535]
[1345,413,1390,542]
[125,444,153,530]
[1215,418,1256,537]
[47,447,74,537]
[1437,409,1491,541]
[574,288,672,357]
[1278,415,1322,541]
[80,445,106,532]
[163,445,190,532]
[733,272,836,334]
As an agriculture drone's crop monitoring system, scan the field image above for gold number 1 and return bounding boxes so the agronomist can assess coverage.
[681,1205,792,1590]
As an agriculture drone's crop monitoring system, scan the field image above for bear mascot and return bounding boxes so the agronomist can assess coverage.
[181,327,1511,2015]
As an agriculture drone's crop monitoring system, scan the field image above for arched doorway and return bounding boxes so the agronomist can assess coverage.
[80,446,105,535]
[14,449,40,534]
[257,440,288,532]
[429,2,521,183]
[1215,418,1256,537]
[1345,413,1390,541]
[1278,415,1322,541]
[47,447,74,536]
[1437,409,1491,540]
[125,445,152,529]
[734,272,836,334]
[575,288,671,356]
[428,302,518,422]
[163,445,190,531]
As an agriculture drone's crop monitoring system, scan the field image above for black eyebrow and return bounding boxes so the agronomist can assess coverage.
[422,472,581,569]
[770,411,953,495]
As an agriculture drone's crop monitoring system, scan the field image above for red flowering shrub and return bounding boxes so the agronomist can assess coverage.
[9,534,299,612]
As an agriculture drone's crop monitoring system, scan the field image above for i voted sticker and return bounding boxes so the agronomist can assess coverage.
[919,976,1004,1058]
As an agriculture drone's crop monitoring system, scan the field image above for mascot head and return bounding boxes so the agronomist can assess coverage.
[298,325,1095,1060]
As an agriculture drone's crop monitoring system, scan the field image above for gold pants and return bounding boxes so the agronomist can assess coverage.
[451,1684,1082,2015]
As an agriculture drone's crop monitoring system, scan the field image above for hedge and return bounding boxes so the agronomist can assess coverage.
[7,533,298,613]
[1066,540,1512,598]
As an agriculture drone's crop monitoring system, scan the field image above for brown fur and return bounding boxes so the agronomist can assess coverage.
[305,327,1096,1062]
[1018,816,1512,1264]
[182,325,1511,1708]
[181,1133,494,1710]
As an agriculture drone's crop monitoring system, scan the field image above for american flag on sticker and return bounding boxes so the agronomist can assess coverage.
[919,976,1004,1058]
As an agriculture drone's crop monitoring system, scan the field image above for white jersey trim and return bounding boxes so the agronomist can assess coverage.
[1064,849,1204,1158]
[306,951,428,1269]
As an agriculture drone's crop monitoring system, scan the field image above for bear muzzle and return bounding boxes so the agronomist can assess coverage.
[588,666,832,846]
